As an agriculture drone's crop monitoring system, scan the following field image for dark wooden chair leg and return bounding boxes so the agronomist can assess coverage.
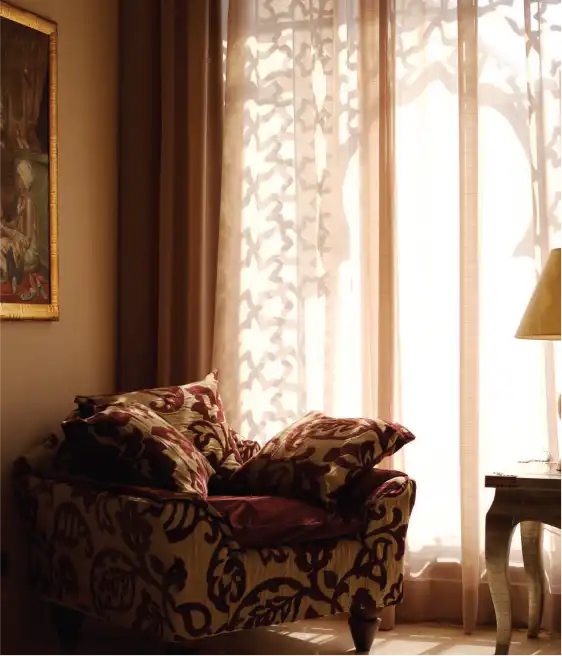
[348,599,382,654]
[50,604,84,654]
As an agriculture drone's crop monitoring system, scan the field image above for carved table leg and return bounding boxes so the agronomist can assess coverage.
[485,498,517,655]
[348,598,381,654]
[521,521,544,638]
[50,603,84,654]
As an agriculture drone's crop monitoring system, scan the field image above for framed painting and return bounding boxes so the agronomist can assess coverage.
[0,2,58,320]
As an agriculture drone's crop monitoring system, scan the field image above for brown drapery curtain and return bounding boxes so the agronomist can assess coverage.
[118,0,223,391]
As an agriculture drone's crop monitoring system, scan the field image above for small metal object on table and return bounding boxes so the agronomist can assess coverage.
[485,463,561,655]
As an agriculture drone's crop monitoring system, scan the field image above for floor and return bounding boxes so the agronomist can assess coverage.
[28,617,562,655]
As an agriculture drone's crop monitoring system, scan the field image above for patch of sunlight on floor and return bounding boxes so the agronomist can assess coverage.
[278,631,334,644]
[440,646,495,655]
[373,638,441,654]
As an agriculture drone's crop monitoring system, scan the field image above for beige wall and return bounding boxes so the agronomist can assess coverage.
[0,0,118,647]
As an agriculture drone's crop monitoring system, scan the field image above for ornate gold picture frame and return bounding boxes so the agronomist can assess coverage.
[0,2,58,320]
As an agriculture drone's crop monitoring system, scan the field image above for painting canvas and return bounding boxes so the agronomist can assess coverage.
[0,2,58,320]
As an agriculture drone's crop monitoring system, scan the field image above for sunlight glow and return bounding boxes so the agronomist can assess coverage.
[395,0,560,561]
[223,0,560,575]
[236,4,364,435]
[383,640,441,654]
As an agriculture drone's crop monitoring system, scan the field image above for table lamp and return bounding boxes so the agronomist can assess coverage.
[515,247,561,470]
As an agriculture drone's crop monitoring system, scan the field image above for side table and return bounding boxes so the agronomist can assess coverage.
[485,465,561,655]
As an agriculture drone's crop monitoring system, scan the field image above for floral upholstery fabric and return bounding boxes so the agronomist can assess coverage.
[232,437,261,463]
[58,404,214,498]
[230,411,416,510]
[182,419,241,476]
[74,370,242,477]
[13,468,415,644]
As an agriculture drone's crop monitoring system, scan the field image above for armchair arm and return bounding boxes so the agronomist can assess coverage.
[354,470,416,607]
[335,467,415,516]
[14,473,241,641]
[14,471,235,545]
[364,470,415,510]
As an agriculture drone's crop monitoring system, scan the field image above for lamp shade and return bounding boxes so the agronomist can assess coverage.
[515,248,561,340]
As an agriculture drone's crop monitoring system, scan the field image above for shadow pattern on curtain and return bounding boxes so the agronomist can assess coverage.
[214,0,561,633]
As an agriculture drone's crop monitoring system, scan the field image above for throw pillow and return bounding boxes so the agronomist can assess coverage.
[74,370,242,477]
[231,435,262,463]
[57,403,214,498]
[229,411,415,510]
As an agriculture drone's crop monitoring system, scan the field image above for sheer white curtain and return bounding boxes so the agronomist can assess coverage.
[393,0,561,631]
[214,0,372,440]
[214,0,561,630]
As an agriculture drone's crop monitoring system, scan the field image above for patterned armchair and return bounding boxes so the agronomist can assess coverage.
[14,453,416,654]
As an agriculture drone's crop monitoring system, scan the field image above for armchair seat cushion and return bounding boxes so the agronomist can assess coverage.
[208,495,362,548]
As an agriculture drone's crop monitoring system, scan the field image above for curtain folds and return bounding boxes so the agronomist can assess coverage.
[118,0,223,391]
[215,0,560,631]
[457,0,481,634]
[358,0,397,424]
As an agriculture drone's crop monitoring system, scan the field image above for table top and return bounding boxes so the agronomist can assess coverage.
[485,461,561,491]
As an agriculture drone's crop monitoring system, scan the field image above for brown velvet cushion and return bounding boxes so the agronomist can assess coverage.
[229,411,415,510]
[74,370,242,477]
[57,403,214,498]
[207,495,362,548]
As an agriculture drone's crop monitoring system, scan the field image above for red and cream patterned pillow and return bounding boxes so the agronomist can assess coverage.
[231,435,262,463]
[57,403,214,498]
[229,411,415,510]
[74,370,242,477]
[182,419,242,476]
